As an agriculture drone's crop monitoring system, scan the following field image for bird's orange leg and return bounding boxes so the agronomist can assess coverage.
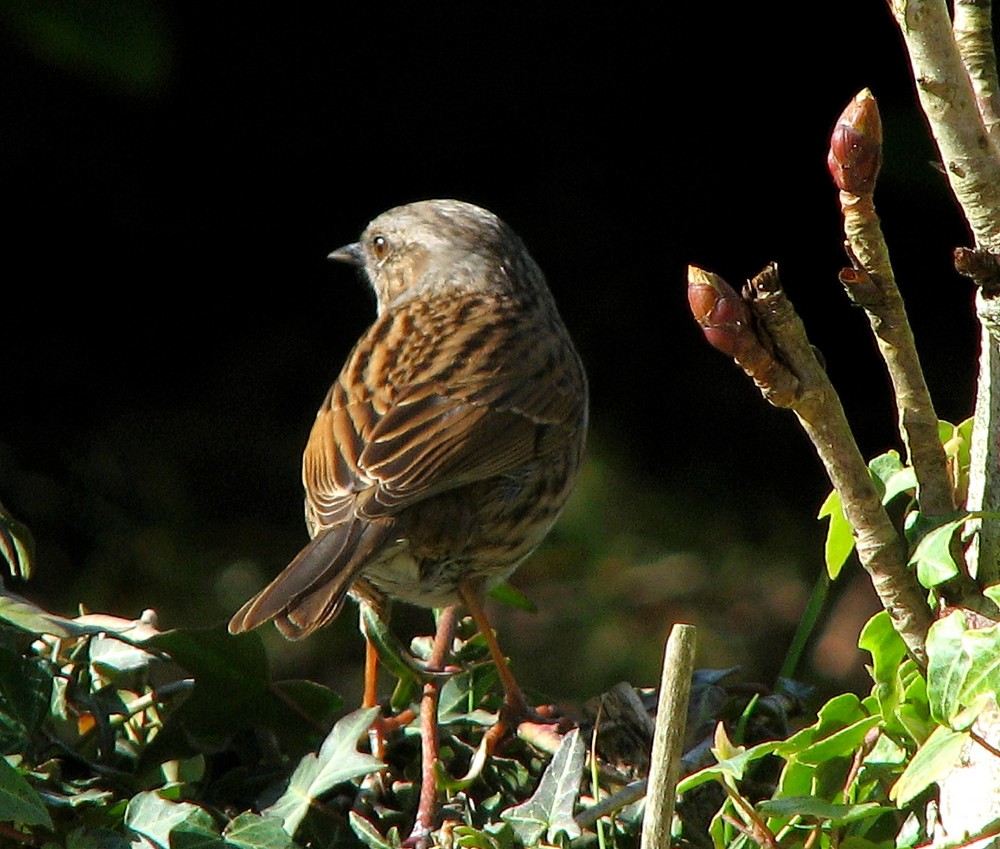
[458,584,533,721]
[405,606,458,849]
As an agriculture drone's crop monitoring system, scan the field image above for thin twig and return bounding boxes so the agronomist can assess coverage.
[745,264,932,662]
[830,90,957,520]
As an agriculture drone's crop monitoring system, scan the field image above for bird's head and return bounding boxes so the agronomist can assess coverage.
[329,199,544,312]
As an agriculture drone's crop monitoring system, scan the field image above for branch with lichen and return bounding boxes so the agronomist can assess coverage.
[953,0,1000,150]
[888,0,1000,256]
[890,0,1000,583]
[688,264,931,662]
[828,89,956,520]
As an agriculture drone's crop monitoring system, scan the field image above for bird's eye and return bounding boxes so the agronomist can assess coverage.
[372,234,389,260]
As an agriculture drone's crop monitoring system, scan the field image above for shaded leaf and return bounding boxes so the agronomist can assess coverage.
[756,797,888,824]
[488,582,537,613]
[264,707,383,836]
[144,625,339,762]
[0,755,53,829]
[0,642,53,750]
[65,828,132,849]
[349,811,398,849]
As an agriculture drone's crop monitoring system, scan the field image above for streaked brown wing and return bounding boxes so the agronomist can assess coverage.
[302,318,586,525]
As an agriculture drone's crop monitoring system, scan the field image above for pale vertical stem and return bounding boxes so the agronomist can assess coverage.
[890,0,1000,255]
[953,0,1000,148]
[965,295,1000,584]
[641,624,697,849]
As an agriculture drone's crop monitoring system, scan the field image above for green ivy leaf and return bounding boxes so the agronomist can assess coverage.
[0,591,95,638]
[889,725,968,806]
[755,797,889,825]
[792,714,881,765]
[859,611,907,690]
[145,625,341,762]
[223,813,295,849]
[124,791,214,849]
[501,727,585,845]
[488,582,537,613]
[359,604,452,687]
[348,812,398,849]
[675,737,779,793]
[926,611,1000,728]
[0,504,35,581]
[0,755,53,829]
[908,518,966,588]
[0,643,53,751]
[818,491,855,579]
[89,633,159,676]
[264,707,384,837]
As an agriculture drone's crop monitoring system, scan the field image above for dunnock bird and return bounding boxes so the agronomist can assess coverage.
[229,200,587,828]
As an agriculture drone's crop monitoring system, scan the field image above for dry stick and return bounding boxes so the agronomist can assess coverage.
[640,623,696,849]
[953,0,1000,150]
[745,265,932,663]
[830,90,956,520]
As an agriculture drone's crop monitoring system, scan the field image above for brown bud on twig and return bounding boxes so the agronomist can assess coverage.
[828,89,883,196]
[687,266,756,360]
[687,265,797,404]
[955,246,1000,297]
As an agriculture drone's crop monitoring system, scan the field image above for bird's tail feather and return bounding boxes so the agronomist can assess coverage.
[228,517,392,640]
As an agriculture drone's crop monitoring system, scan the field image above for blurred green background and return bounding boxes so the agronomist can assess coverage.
[0,2,980,706]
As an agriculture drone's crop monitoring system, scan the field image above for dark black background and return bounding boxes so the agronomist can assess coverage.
[0,3,982,699]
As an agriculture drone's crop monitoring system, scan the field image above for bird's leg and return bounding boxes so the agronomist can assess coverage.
[406,605,458,849]
[458,583,532,723]
[358,600,416,759]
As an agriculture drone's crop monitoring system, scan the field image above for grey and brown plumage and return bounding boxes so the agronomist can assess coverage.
[228,199,588,704]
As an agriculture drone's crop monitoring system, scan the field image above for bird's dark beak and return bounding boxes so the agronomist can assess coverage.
[328,242,364,266]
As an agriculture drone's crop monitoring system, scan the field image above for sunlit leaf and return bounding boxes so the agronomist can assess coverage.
[675,736,779,793]
[889,725,967,806]
[0,590,93,637]
[818,490,855,579]
[908,518,966,588]
[360,604,451,687]
[501,727,585,845]
[264,707,383,836]
[124,791,215,848]
[926,610,1000,729]
[223,812,295,849]
[0,504,35,581]
[89,633,159,675]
